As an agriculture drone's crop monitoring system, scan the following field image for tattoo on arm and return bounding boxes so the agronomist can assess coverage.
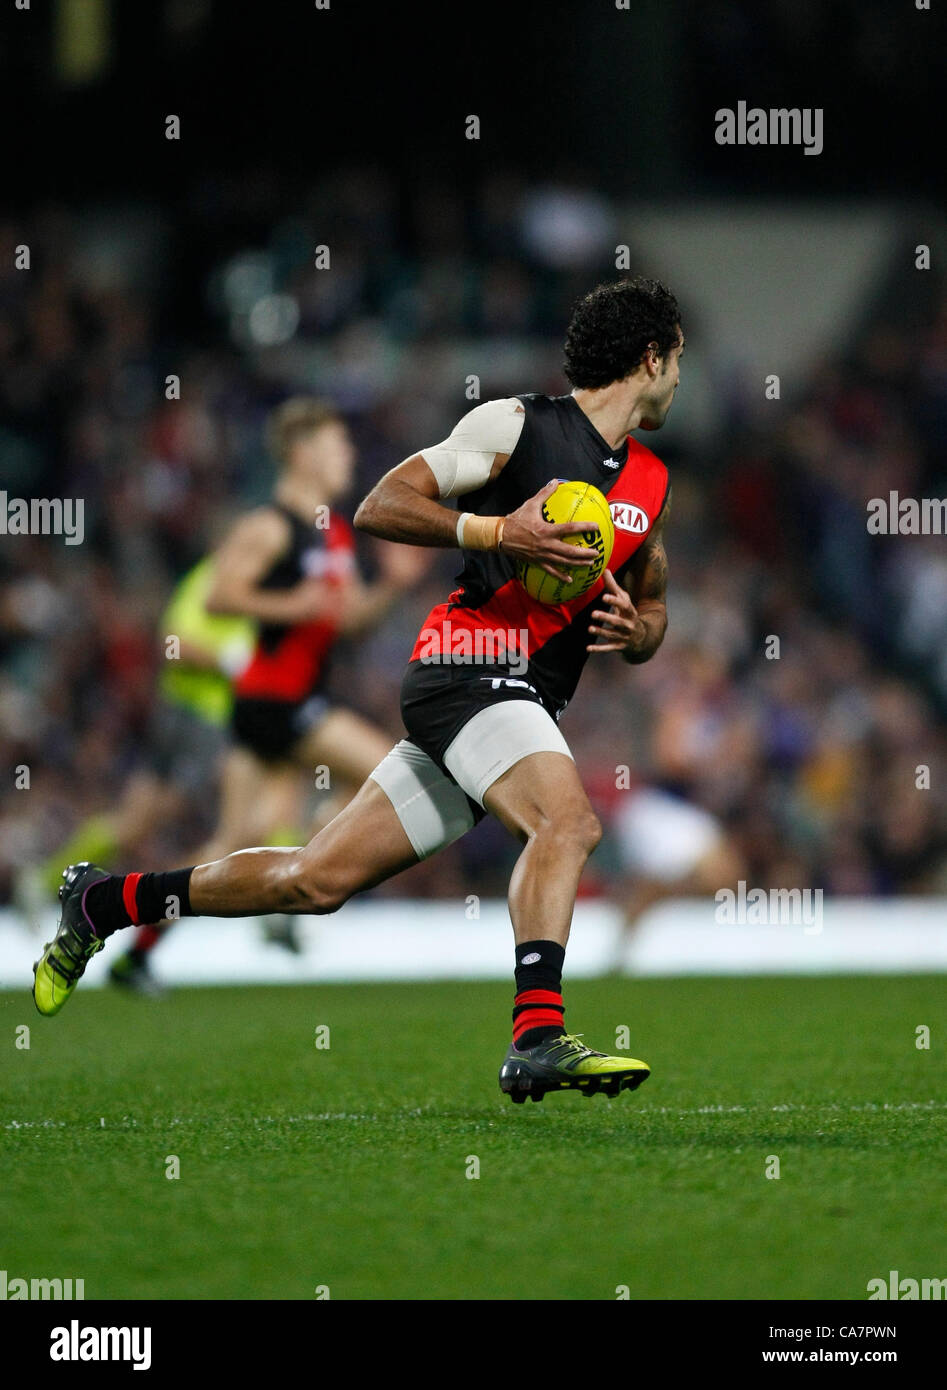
[628,487,671,606]
[635,540,668,602]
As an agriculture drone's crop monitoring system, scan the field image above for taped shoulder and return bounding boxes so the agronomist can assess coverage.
[420,398,526,498]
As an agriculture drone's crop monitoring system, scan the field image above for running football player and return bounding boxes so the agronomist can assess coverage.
[34,278,684,1104]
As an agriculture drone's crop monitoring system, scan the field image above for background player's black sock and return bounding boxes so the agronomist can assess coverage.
[85,869,194,938]
[512,939,566,1049]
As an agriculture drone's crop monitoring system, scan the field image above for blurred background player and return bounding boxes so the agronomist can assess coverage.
[107,396,429,986]
[609,779,744,974]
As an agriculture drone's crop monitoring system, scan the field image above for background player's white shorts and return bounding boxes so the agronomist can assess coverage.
[369,700,573,859]
[615,787,723,882]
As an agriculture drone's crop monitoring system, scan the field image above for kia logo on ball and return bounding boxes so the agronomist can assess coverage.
[609,502,649,534]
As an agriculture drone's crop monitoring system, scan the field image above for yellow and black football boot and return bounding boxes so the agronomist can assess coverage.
[32,862,109,1016]
[499,1032,650,1103]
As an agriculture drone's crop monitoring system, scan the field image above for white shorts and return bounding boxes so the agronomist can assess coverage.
[369,699,573,859]
[615,787,723,882]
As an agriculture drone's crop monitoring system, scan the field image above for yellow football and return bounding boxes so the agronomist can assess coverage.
[515,480,614,604]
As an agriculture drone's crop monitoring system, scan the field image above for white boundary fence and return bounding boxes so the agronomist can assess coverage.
[2,898,946,987]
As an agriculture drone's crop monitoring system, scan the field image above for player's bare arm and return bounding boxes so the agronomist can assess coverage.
[354,402,601,581]
[205,508,332,625]
[587,488,670,662]
[172,637,226,671]
[353,453,471,547]
[337,541,432,635]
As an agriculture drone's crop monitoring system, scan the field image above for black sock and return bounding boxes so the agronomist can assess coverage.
[85,869,194,939]
[512,939,566,1050]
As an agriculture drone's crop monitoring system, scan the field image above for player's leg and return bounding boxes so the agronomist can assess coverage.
[286,706,396,843]
[21,772,177,930]
[254,767,307,847]
[293,707,395,788]
[110,772,187,856]
[32,740,474,1015]
[109,712,387,975]
[609,874,670,975]
[245,709,395,951]
[610,788,744,973]
[483,750,603,947]
[437,698,650,1102]
[118,696,228,863]
[233,759,309,952]
[191,735,474,915]
[186,778,415,914]
[197,746,274,863]
[109,747,269,991]
[611,839,743,975]
[32,782,413,1016]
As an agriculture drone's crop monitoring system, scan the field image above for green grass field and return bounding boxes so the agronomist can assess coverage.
[2,976,944,1300]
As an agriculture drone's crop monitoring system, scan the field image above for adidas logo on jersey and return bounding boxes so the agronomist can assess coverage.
[602,457,621,469]
[609,501,650,534]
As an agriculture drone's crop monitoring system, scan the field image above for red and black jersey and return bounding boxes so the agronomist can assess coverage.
[408,393,669,715]
[235,504,356,704]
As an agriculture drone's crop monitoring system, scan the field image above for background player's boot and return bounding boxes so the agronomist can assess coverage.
[499,1032,650,1103]
[109,949,167,998]
[261,914,303,954]
[32,862,109,1016]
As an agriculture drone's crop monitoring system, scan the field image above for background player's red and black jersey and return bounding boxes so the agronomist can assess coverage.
[409,394,669,715]
[235,504,355,704]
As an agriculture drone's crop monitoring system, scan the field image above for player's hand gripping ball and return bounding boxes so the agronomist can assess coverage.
[515,480,614,604]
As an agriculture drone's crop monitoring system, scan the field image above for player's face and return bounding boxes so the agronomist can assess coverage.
[293,422,355,499]
[639,330,684,431]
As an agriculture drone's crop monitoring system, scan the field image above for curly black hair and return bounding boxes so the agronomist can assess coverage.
[563,277,682,389]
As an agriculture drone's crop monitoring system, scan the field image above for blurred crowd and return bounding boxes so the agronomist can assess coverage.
[1,183,945,907]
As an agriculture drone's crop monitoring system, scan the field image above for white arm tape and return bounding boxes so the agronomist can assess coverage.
[420,397,526,498]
